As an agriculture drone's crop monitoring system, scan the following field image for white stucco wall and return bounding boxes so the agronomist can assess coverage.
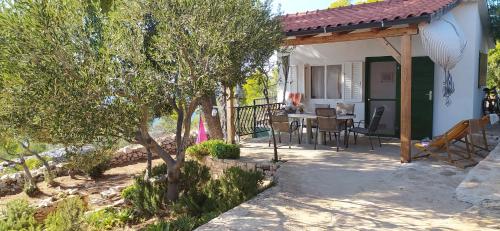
[280,1,485,136]
[435,2,484,134]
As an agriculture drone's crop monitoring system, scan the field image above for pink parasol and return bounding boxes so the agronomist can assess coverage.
[196,116,208,144]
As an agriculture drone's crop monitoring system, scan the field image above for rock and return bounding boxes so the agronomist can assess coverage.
[66,188,79,195]
[35,197,56,208]
[101,188,120,199]
[112,199,125,207]
[90,197,106,206]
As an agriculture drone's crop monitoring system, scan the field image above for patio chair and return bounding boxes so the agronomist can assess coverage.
[299,104,333,142]
[314,108,342,151]
[413,120,478,168]
[269,114,300,149]
[453,116,491,155]
[336,102,355,129]
[347,107,385,150]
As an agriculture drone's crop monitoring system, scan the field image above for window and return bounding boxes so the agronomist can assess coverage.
[310,65,342,99]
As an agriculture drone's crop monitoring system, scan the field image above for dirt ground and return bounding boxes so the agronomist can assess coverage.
[0,159,164,209]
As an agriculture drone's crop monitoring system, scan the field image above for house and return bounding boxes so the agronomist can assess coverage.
[277,0,494,161]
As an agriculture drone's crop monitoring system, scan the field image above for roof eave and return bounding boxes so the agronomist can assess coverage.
[284,15,432,37]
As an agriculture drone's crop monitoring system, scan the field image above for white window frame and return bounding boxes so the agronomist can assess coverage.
[307,61,363,103]
[310,64,343,100]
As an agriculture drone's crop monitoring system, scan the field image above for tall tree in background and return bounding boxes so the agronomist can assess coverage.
[329,0,350,8]
[487,0,500,88]
[1,0,281,202]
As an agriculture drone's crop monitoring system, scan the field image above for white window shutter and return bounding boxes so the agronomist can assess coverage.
[304,64,311,99]
[343,62,353,100]
[288,65,298,92]
[352,62,363,101]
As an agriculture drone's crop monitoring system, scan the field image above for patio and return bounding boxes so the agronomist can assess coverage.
[197,135,500,230]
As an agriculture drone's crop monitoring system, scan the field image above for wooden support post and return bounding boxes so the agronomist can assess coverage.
[400,34,412,163]
[226,87,236,144]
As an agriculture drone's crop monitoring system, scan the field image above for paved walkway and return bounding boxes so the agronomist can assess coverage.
[198,137,500,231]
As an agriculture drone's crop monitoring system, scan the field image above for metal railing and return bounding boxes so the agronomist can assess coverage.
[234,103,283,138]
[252,92,277,105]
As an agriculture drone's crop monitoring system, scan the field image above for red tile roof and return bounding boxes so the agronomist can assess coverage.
[282,0,460,36]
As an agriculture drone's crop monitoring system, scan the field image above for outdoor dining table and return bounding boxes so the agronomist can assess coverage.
[287,113,317,144]
[287,113,356,146]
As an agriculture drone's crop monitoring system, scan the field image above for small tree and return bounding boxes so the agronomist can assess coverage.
[0,132,39,196]
[1,0,282,202]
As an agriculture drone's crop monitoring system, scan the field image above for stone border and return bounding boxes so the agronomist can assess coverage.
[195,156,279,180]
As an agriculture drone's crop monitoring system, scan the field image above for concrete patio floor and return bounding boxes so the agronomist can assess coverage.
[197,136,500,231]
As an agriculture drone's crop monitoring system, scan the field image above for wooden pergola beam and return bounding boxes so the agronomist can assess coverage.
[284,26,417,46]
[377,38,401,64]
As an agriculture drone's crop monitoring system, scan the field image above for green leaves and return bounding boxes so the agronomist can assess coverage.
[0,0,282,163]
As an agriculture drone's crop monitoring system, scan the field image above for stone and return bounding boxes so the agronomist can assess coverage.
[100,187,122,199]
[35,197,56,208]
[66,188,79,195]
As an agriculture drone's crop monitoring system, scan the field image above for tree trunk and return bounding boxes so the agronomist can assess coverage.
[32,153,56,186]
[166,100,196,202]
[19,156,38,196]
[145,147,153,180]
[166,165,180,201]
[201,94,223,139]
[21,142,55,186]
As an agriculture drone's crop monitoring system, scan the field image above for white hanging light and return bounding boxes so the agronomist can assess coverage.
[419,13,467,106]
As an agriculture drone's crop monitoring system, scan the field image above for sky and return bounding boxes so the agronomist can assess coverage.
[270,0,343,14]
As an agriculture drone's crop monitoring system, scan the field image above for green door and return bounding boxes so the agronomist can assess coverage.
[366,56,434,139]
[411,57,434,139]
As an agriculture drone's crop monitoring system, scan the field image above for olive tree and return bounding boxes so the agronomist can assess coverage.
[1,0,282,201]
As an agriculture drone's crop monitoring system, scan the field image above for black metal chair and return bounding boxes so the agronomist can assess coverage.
[347,107,385,150]
[269,114,300,148]
[314,108,342,151]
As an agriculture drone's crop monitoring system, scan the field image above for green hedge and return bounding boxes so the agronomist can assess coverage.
[186,140,240,160]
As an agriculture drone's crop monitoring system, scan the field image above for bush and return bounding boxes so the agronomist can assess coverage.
[145,215,200,231]
[215,167,264,211]
[44,196,87,231]
[171,161,213,217]
[120,163,169,219]
[171,166,263,229]
[84,207,132,230]
[0,199,41,231]
[121,176,166,217]
[186,140,240,160]
[151,163,168,177]
[66,149,112,179]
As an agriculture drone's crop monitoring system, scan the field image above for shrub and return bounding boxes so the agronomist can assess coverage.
[65,149,111,179]
[185,144,210,160]
[213,167,264,211]
[179,161,210,193]
[24,157,51,170]
[145,221,171,231]
[171,166,263,229]
[145,215,200,231]
[186,140,240,160]
[151,163,168,177]
[44,196,87,231]
[84,207,132,230]
[0,199,41,231]
[172,161,213,217]
[121,176,166,217]
[169,215,199,231]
